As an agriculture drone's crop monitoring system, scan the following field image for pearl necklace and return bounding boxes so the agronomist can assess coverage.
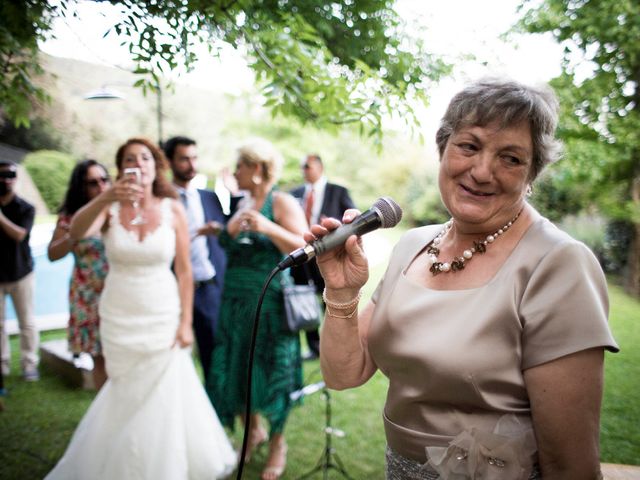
[427,210,523,275]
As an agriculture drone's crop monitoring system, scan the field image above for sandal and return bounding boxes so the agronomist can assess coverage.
[243,427,268,463]
[261,441,287,480]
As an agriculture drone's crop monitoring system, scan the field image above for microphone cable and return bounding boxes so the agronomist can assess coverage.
[235,265,280,480]
[235,196,401,478]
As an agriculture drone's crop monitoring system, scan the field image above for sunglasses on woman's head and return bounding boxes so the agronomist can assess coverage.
[0,170,17,179]
[85,176,110,187]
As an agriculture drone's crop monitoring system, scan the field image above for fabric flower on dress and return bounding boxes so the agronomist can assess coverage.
[425,414,537,480]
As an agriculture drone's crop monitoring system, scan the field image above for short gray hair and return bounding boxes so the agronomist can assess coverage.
[435,78,562,181]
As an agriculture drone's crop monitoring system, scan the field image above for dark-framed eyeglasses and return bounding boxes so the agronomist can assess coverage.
[85,176,110,187]
[0,170,17,179]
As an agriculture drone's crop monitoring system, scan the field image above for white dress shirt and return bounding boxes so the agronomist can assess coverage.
[175,184,215,282]
[304,176,327,225]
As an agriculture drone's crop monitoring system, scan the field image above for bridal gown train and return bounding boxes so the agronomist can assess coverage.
[46,199,237,480]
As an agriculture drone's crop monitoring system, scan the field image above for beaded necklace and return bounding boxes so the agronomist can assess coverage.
[427,209,523,275]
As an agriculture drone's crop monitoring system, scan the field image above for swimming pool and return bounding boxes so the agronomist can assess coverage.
[4,223,73,330]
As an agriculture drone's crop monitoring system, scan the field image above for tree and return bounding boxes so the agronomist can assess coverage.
[0,0,450,141]
[518,0,640,295]
[0,0,55,126]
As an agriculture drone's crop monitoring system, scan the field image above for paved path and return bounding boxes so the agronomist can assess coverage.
[602,464,640,479]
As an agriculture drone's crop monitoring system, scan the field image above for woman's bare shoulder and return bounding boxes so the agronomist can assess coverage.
[272,190,299,209]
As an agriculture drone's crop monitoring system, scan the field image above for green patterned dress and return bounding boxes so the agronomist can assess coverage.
[207,190,302,435]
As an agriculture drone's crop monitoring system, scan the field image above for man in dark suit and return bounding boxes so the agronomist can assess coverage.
[165,136,230,383]
[290,153,356,360]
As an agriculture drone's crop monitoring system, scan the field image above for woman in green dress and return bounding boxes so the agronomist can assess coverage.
[207,138,307,480]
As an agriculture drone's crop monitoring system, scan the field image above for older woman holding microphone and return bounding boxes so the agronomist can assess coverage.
[310,79,618,479]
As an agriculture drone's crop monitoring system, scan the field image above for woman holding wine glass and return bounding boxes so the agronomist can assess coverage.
[206,138,308,480]
[46,138,236,480]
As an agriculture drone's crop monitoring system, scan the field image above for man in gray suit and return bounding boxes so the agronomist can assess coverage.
[165,137,231,383]
[290,154,355,360]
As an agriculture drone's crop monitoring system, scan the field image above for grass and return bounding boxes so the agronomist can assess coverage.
[1,229,638,478]
[600,283,640,464]
[0,330,388,479]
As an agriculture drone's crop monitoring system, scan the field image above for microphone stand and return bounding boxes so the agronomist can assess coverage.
[296,385,353,480]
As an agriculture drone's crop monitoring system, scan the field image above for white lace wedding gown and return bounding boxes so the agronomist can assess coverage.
[46,199,237,480]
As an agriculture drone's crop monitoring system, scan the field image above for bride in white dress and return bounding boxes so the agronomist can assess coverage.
[46,138,236,480]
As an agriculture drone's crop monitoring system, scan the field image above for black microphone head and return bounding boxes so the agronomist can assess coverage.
[373,197,403,228]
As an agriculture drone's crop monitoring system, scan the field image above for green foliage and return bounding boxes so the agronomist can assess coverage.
[0,0,450,142]
[557,212,607,262]
[603,221,633,274]
[23,150,76,212]
[113,0,450,139]
[404,171,448,226]
[0,0,60,126]
[518,1,640,220]
[529,169,584,222]
[0,115,66,151]
[518,0,640,291]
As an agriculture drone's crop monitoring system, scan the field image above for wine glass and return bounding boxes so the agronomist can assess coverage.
[236,196,255,245]
[123,167,145,225]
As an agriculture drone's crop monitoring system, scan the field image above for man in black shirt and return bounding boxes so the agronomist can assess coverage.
[0,160,39,381]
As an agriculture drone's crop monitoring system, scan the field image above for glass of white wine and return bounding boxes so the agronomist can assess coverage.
[123,167,145,225]
[236,196,254,245]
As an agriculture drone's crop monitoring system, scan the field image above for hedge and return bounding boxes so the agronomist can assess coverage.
[23,150,76,213]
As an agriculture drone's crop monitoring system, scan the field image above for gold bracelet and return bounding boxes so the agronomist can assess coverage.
[325,304,358,319]
[322,288,362,310]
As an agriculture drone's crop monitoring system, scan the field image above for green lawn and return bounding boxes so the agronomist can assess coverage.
[1,229,637,478]
[0,329,388,479]
[600,283,640,464]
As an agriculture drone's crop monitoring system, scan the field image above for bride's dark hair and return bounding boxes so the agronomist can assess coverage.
[115,138,177,199]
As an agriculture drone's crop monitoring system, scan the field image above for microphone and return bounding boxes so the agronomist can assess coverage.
[278,196,403,270]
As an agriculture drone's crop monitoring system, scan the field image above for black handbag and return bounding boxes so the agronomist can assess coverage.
[281,274,322,333]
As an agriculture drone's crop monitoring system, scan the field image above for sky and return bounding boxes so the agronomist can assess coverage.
[39,0,564,134]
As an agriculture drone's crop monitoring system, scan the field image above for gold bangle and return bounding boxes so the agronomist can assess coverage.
[322,288,362,310]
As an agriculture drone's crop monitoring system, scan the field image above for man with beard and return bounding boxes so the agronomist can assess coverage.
[164,137,231,383]
[0,160,39,381]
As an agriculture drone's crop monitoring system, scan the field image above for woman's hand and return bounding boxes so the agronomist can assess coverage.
[195,221,222,237]
[174,323,194,348]
[47,216,75,261]
[58,218,71,231]
[238,209,270,235]
[110,176,143,204]
[307,209,369,296]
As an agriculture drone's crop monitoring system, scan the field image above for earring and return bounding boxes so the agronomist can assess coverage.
[526,184,533,197]
[251,174,262,185]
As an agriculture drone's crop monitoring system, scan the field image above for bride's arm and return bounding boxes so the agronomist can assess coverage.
[172,199,194,348]
[69,176,136,240]
[69,192,111,240]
